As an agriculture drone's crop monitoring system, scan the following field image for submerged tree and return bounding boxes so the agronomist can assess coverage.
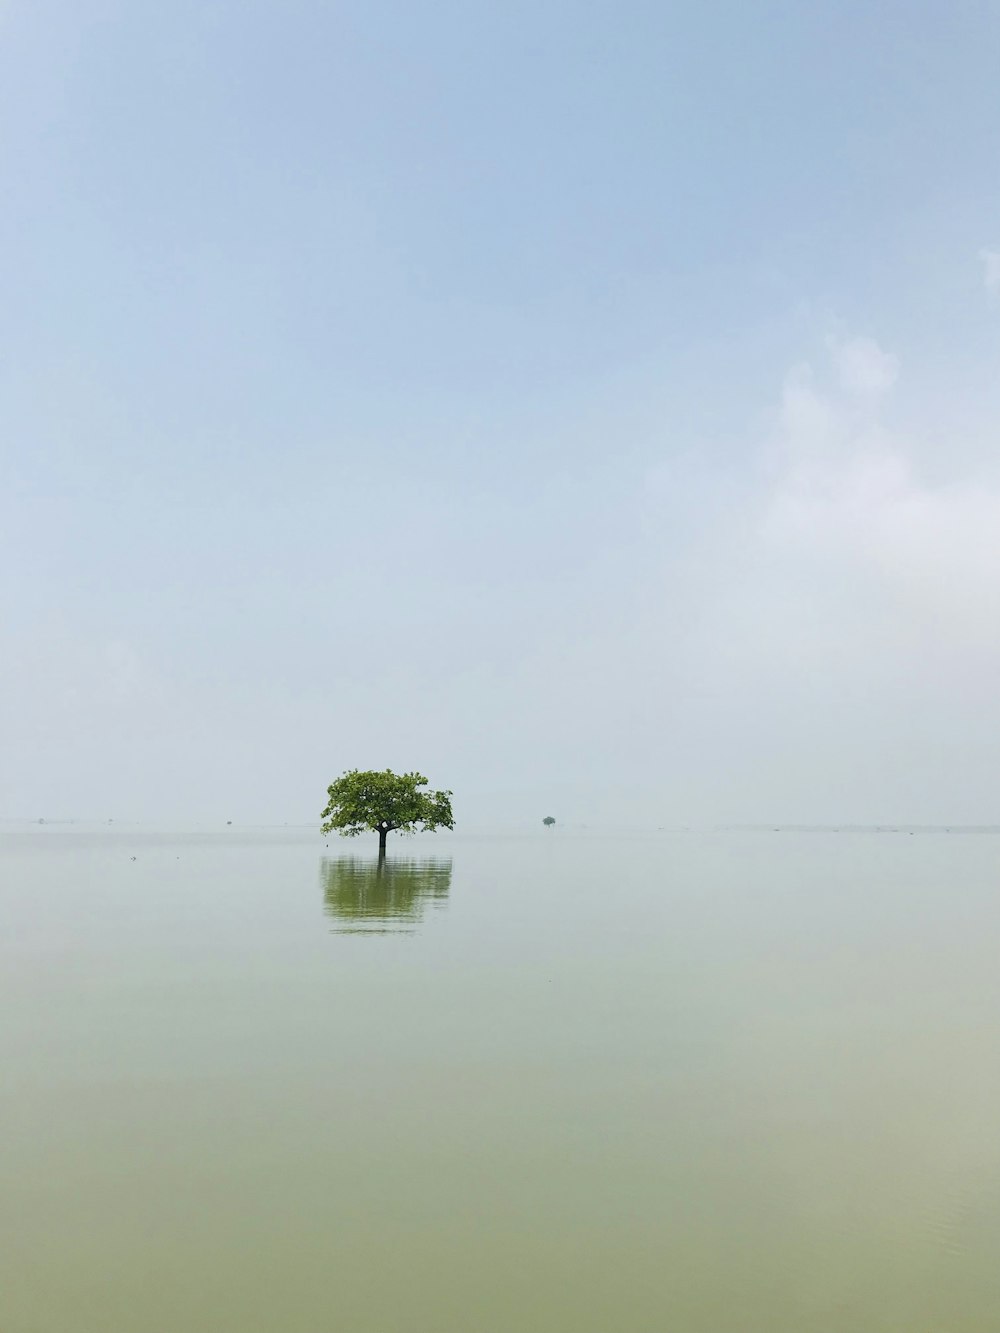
[543,816,556,827]
[321,769,454,855]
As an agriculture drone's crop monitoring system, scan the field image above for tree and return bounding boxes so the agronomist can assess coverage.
[543,816,556,827]
[321,769,454,855]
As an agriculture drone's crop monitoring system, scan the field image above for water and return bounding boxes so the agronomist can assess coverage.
[2,825,1000,1331]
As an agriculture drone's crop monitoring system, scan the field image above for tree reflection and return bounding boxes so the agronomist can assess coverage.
[321,856,452,934]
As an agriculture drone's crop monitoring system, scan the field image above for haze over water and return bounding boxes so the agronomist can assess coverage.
[3,824,999,1332]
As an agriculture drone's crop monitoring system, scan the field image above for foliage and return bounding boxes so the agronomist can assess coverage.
[321,769,454,844]
[543,816,556,826]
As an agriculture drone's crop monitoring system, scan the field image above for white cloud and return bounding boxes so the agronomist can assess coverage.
[826,334,899,395]
[626,326,1000,821]
[979,248,1000,296]
[764,338,1000,648]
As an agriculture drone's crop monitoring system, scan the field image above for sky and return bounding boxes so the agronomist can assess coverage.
[3,0,1000,826]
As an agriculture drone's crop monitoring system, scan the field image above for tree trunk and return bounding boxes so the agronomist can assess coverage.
[378,826,388,857]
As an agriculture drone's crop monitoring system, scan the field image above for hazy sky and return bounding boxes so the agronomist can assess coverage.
[3,1,1000,825]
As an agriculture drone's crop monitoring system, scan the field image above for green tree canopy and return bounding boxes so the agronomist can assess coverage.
[543,816,556,827]
[321,769,454,853]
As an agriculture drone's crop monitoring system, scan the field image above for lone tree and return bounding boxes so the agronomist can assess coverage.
[543,816,556,827]
[321,769,454,856]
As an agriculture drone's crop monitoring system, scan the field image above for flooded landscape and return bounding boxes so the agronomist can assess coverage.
[6,1,999,1327]
[3,825,999,1332]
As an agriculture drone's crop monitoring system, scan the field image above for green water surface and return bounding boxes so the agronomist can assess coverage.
[2,826,999,1331]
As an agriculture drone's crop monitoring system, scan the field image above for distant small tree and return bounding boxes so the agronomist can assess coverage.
[543,816,556,827]
[321,769,454,855]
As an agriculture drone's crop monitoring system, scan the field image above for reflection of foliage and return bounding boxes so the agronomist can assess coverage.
[321,857,453,934]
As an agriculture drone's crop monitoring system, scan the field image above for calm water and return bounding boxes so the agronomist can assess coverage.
[2,825,1000,1332]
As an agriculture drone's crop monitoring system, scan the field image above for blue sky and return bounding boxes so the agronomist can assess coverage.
[3,0,1000,824]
